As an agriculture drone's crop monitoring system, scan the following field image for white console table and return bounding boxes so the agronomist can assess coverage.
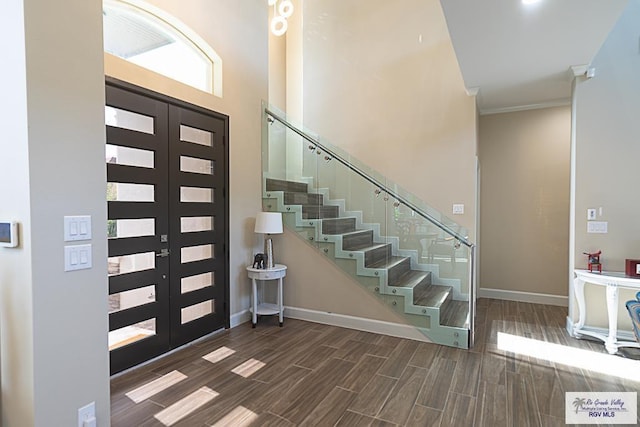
[246,264,286,328]
[572,269,640,354]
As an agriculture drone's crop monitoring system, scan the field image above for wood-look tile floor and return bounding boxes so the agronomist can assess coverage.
[111,298,640,426]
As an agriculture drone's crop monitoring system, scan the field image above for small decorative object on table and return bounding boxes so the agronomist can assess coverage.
[254,212,283,269]
[583,250,602,273]
[253,253,267,269]
[625,259,640,277]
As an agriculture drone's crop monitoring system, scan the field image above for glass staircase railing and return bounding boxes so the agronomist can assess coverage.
[261,102,476,349]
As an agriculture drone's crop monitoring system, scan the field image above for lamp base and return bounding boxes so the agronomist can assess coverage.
[264,237,275,269]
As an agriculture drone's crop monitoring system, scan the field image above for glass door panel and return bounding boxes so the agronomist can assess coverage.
[109,285,157,314]
[181,272,214,293]
[180,216,213,233]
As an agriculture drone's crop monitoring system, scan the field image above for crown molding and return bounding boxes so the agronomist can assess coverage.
[479,98,571,116]
[466,86,480,97]
[569,64,589,78]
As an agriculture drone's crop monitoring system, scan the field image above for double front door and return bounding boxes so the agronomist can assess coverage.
[106,82,228,374]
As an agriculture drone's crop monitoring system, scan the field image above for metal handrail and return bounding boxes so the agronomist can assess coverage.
[265,107,473,248]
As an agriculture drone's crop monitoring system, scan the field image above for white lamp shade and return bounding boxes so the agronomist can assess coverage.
[254,212,283,234]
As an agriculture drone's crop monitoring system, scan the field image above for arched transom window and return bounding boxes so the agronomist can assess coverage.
[103,0,222,96]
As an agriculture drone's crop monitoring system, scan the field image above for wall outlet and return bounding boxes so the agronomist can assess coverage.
[452,204,464,215]
[587,221,608,233]
[78,402,95,427]
[587,208,596,220]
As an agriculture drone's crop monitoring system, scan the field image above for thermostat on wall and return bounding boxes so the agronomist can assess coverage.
[0,221,18,248]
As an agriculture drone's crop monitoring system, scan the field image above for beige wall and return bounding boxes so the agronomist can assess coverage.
[479,106,571,298]
[301,0,477,236]
[106,0,269,317]
[269,0,477,321]
[571,0,640,328]
[280,230,406,323]
[0,0,109,425]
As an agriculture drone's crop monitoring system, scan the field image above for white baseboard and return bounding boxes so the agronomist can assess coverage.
[230,309,250,328]
[479,288,568,307]
[284,306,433,343]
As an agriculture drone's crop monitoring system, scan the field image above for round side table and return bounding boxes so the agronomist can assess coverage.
[246,264,287,327]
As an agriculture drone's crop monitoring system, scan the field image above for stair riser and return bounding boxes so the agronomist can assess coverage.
[364,245,392,267]
[388,258,411,285]
[413,280,433,302]
[414,285,453,308]
[302,205,339,219]
[284,192,324,205]
[266,178,308,193]
[322,218,356,234]
[343,230,374,250]
[438,297,455,318]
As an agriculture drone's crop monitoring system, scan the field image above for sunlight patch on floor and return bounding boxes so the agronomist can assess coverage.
[154,386,219,426]
[126,370,187,403]
[202,346,236,364]
[231,358,266,378]
[211,406,258,427]
[497,332,640,382]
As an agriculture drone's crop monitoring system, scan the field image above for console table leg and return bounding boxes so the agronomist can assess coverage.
[573,277,587,335]
[605,284,619,354]
[252,278,258,328]
[278,277,284,326]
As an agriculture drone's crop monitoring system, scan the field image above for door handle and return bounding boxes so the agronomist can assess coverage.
[156,249,170,258]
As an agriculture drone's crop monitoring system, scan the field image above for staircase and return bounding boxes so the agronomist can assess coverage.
[263,177,471,348]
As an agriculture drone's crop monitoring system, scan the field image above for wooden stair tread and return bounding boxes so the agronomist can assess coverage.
[367,255,407,270]
[347,242,388,252]
[389,270,431,288]
[413,284,452,308]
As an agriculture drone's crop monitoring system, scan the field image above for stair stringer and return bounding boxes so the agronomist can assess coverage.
[262,190,469,348]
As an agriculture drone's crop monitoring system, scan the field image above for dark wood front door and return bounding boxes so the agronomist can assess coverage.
[106,81,228,374]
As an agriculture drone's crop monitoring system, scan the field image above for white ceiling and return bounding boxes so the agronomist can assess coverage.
[439,0,629,114]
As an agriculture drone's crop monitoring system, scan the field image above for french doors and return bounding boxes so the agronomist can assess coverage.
[106,81,228,374]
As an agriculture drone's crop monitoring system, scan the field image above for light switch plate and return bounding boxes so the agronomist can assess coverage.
[65,244,92,271]
[64,215,92,241]
[452,204,464,215]
[78,401,95,427]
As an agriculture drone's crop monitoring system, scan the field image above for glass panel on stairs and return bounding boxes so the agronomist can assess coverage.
[261,102,474,349]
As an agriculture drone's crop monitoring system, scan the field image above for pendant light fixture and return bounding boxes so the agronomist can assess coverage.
[269,0,294,36]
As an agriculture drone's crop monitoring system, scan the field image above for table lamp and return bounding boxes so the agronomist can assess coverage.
[254,212,283,269]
